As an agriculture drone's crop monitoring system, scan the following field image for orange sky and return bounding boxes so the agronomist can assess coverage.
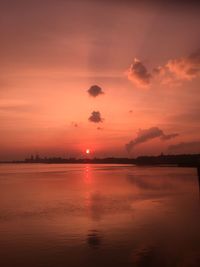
[0,0,200,160]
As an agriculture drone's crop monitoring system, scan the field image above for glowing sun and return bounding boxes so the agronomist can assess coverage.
[86,149,90,154]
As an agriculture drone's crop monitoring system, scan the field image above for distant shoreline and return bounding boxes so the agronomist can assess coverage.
[0,154,199,168]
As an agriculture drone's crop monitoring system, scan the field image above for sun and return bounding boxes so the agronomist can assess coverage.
[86,149,90,154]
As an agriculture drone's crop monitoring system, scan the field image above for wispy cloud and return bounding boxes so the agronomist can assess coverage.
[160,133,179,140]
[168,141,200,153]
[126,127,179,153]
[0,104,36,113]
[168,108,200,125]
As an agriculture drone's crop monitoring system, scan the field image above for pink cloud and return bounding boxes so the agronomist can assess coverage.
[127,58,152,88]
[127,50,200,88]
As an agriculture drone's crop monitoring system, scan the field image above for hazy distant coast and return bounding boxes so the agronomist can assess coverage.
[1,154,200,167]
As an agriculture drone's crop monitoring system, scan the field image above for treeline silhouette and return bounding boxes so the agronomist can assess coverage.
[24,155,135,164]
[2,153,198,167]
[134,154,200,167]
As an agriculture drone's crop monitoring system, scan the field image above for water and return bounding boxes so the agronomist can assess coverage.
[0,164,199,267]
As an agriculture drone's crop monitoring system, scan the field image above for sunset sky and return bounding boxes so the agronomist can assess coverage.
[1,0,200,160]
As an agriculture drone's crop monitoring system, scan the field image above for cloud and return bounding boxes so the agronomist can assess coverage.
[127,58,152,88]
[154,50,200,85]
[127,50,200,88]
[168,141,200,153]
[161,133,179,140]
[87,85,104,97]
[71,122,78,127]
[97,127,103,130]
[166,49,200,81]
[126,127,179,153]
[88,111,103,123]
[0,104,36,113]
[169,109,200,124]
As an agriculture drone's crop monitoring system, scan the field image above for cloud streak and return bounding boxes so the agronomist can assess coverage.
[160,133,179,140]
[168,141,200,153]
[126,127,179,153]
[0,104,36,113]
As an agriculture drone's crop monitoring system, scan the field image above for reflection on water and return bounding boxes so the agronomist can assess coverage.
[0,164,200,267]
[197,167,200,194]
[87,230,102,249]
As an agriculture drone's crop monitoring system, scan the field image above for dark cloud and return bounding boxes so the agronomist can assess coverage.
[127,58,151,87]
[126,127,179,153]
[87,85,104,97]
[126,127,163,153]
[88,111,103,123]
[168,141,200,153]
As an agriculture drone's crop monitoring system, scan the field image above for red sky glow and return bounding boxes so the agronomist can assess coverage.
[0,0,200,160]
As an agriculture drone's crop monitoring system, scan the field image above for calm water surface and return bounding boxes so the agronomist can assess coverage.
[0,164,200,267]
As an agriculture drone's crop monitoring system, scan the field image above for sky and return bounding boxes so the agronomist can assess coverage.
[0,0,200,160]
